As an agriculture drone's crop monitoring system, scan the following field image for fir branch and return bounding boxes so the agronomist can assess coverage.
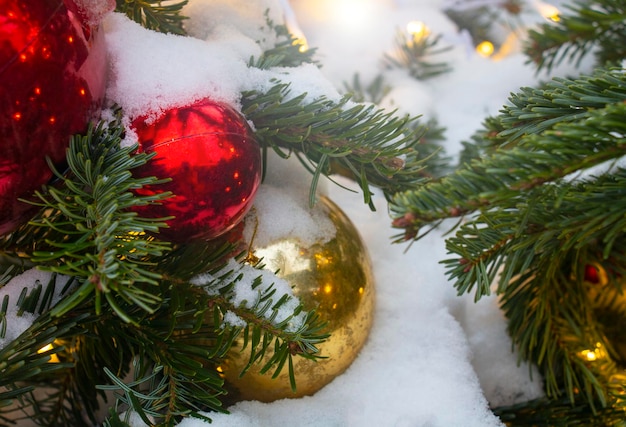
[390,67,626,411]
[242,82,430,209]
[494,387,626,426]
[444,1,524,50]
[249,10,318,70]
[23,116,172,324]
[200,264,329,390]
[115,0,188,36]
[525,0,626,71]
[499,263,625,410]
[343,73,392,105]
[382,29,452,80]
[0,312,85,425]
[390,69,626,240]
[497,71,626,142]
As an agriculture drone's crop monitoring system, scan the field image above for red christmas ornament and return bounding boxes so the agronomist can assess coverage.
[0,0,109,235]
[131,99,262,243]
[584,264,600,284]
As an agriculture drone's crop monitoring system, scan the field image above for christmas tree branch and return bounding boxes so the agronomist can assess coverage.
[390,69,626,241]
[19,116,172,324]
[525,0,626,71]
[0,312,86,424]
[249,10,318,70]
[389,66,626,410]
[115,0,188,36]
[382,30,452,80]
[494,386,626,426]
[242,82,429,210]
[197,261,329,389]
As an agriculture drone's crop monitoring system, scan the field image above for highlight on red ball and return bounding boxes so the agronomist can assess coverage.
[131,99,263,243]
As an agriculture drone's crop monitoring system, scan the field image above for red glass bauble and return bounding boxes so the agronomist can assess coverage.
[131,99,262,243]
[0,0,108,235]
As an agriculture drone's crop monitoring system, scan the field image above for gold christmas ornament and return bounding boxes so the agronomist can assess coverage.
[222,196,375,402]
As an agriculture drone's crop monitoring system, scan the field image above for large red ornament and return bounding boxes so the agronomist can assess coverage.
[131,99,262,243]
[0,0,109,235]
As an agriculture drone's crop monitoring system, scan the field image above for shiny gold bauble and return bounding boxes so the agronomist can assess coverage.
[221,196,375,402]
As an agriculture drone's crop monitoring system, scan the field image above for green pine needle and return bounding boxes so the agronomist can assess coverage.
[22,115,172,324]
[115,0,188,35]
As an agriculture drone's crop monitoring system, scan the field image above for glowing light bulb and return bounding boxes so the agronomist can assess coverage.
[406,20,429,40]
[293,37,309,53]
[579,342,606,362]
[476,41,495,58]
[583,349,597,361]
[535,1,560,22]
[38,343,60,363]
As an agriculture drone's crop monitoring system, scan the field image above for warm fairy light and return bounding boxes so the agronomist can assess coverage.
[38,343,60,363]
[293,37,309,53]
[579,342,606,362]
[324,284,333,294]
[535,1,560,22]
[476,41,495,58]
[38,344,53,353]
[583,350,597,361]
[406,20,429,40]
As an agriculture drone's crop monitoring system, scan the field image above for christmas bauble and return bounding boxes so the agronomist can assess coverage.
[0,0,109,235]
[222,196,375,402]
[131,99,262,243]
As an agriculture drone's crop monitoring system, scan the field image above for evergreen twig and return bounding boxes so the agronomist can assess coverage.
[242,82,431,210]
[382,29,452,80]
[115,0,188,35]
[21,116,172,325]
[390,67,626,413]
[249,10,318,70]
[525,0,626,71]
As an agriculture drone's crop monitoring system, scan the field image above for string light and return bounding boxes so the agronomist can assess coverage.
[475,41,495,58]
[292,37,309,53]
[38,343,60,363]
[579,342,607,362]
[535,1,560,22]
[406,20,429,40]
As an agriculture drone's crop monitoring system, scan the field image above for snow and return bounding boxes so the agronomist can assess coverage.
[0,269,73,350]
[3,0,596,425]
[191,257,306,331]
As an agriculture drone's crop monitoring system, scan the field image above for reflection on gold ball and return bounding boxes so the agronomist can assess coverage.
[221,196,375,402]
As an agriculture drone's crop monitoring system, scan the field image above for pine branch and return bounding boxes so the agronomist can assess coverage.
[0,312,86,425]
[198,261,329,389]
[389,67,626,411]
[444,1,524,50]
[382,29,453,80]
[18,115,172,325]
[343,74,392,105]
[249,10,318,70]
[115,0,188,35]
[242,82,431,210]
[390,69,626,240]
[494,391,626,426]
[525,0,626,71]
